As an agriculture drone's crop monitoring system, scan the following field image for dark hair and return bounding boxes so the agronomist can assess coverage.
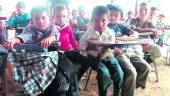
[140,2,147,6]
[150,7,157,11]
[16,1,26,8]
[53,4,67,15]
[91,5,109,21]
[72,9,77,13]
[159,14,165,17]
[106,4,123,16]
[31,6,49,17]
[127,11,133,15]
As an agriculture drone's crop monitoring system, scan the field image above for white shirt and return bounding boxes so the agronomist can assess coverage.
[79,26,115,57]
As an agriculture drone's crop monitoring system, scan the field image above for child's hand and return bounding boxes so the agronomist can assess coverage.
[100,50,113,60]
[114,47,122,56]
[3,38,20,50]
[151,29,160,37]
[40,36,55,48]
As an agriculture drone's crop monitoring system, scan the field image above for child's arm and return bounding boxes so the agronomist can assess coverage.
[40,35,56,48]
[100,49,114,60]
[3,37,21,50]
[68,26,78,50]
[79,27,92,51]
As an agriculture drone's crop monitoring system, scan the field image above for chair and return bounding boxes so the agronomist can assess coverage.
[84,67,93,91]
[152,61,159,82]
[144,53,159,82]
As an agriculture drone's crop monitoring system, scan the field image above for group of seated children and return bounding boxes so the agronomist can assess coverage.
[0,1,163,96]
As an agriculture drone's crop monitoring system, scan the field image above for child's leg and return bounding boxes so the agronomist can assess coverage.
[97,63,112,96]
[130,56,151,89]
[103,56,124,96]
[115,54,137,96]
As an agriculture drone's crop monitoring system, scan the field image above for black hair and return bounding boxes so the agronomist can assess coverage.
[106,4,123,16]
[127,11,133,15]
[91,5,109,21]
[16,1,26,8]
[31,6,49,17]
[150,7,158,11]
[53,4,67,15]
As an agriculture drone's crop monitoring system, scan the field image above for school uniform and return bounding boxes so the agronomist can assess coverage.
[79,26,124,96]
[108,23,151,96]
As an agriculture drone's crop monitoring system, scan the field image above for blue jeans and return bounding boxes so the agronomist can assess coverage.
[97,56,124,96]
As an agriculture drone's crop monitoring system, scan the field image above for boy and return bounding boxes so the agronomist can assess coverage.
[79,6,124,96]
[107,4,151,96]
[130,3,160,38]
[148,7,158,26]
[70,9,79,35]
[4,6,79,96]
[7,1,30,28]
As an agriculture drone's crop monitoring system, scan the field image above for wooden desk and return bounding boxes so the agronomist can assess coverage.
[88,38,154,47]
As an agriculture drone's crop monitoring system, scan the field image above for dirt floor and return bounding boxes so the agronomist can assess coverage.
[5,58,170,96]
[80,58,170,96]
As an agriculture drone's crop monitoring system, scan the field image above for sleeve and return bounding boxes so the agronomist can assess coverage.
[148,22,155,28]
[16,25,33,43]
[68,26,78,50]
[130,18,137,29]
[50,25,60,41]
[79,27,92,50]
[24,13,31,24]
[121,24,133,35]
[109,29,115,43]
[7,17,15,27]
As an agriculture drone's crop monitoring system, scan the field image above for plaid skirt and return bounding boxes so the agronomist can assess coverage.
[8,50,58,95]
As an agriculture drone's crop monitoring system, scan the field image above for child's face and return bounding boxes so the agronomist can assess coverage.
[93,14,108,33]
[109,10,122,24]
[31,12,50,31]
[149,10,157,17]
[72,10,78,18]
[16,6,25,15]
[53,10,68,26]
[139,5,148,18]
[127,12,133,19]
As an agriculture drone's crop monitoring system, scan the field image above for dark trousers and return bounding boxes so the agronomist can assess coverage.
[38,53,80,96]
[65,51,124,96]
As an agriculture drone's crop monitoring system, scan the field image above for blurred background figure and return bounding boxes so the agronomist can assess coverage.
[125,11,134,23]
[69,9,79,35]
[7,1,30,28]
[77,6,90,32]
[0,19,6,44]
[156,14,166,29]
[123,11,134,28]
[148,7,159,26]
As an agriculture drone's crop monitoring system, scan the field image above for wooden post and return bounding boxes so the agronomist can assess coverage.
[135,0,139,17]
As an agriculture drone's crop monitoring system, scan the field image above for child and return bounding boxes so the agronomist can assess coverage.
[75,6,90,41]
[4,6,79,96]
[79,5,124,96]
[52,5,78,51]
[69,9,79,34]
[107,4,151,96]
[7,1,30,28]
[77,6,90,32]
[130,2,160,38]
[148,7,158,26]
